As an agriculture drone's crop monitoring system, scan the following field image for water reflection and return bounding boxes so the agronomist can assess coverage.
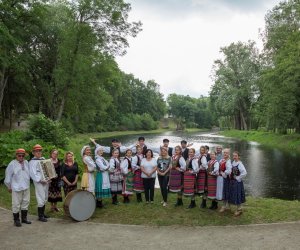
[97,131,300,200]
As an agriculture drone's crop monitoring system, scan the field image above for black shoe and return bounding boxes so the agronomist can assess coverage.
[38,207,47,222]
[200,199,207,208]
[21,210,31,224]
[96,200,103,208]
[13,213,22,227]
[174,198,183,207]
[42,205,50,219]
[187,200,196,209]
[136,193,143,202]
[212,201,218,210]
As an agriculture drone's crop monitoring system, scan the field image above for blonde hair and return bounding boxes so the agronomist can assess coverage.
[64,151,74,163]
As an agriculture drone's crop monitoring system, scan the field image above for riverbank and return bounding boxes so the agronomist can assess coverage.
[1,184,300,226]
[220,130,300,154]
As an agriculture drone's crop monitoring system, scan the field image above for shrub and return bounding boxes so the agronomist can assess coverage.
[25,113,69,148]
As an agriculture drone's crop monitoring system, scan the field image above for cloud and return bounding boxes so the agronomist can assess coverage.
[117,0,281,98]
[130,0,277,16]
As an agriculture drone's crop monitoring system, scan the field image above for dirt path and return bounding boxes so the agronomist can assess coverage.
[1,207,300,250]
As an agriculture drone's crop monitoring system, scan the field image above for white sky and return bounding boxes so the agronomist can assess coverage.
[116,0,280,98]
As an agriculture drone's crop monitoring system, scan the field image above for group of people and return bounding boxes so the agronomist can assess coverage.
[80,137,247,215]
[4,136,247,227]
[4,145,79,226]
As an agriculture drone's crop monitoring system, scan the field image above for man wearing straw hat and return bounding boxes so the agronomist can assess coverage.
[29,144,50,222]
[5,148,31,227]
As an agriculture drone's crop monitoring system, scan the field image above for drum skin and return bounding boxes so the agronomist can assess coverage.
[64,190,96,222]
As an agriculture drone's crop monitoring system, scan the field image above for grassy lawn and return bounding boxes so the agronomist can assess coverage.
[220,130,300,154]
[1,184,300,226]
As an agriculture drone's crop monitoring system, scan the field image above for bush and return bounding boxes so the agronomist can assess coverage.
[0,130,65,182]
[25,113,69,148]
[119,113,158,131]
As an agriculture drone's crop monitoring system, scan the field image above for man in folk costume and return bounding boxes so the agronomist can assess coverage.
[93,138,135,157]
[137,136,148,156]
[5,148,31,227]
[29,144,50,222]
[180,140,189,161]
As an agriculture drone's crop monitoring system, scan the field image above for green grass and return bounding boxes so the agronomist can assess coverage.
[220,130,300,154]
[1,184,300,226]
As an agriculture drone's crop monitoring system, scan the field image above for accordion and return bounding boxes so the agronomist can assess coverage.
[38,159,57,181]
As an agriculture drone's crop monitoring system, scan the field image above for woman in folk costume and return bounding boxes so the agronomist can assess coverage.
[206,151,220,210]
[81,145,96,194]
[48,149,62,212]
[5,148,31,227]
[157,147,172,207]
[93,144,112,208]
[169,145,186,207]
[109,149,123,205]
[229,151,247,216]
[132,145,144,202]
[196,146,208,208]
[219,148,232,213]
[121,149,135,203]
[184,148,199,209]
[29,144,50,222]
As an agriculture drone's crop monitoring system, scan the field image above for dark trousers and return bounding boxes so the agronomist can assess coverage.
[158,175,169,202]
[143,178,155,202]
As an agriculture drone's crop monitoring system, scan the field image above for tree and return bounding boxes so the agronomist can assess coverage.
[210,41,261,130]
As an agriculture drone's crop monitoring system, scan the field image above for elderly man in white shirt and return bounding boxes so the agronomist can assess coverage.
[4,148,31,227]
[29,144,50,222]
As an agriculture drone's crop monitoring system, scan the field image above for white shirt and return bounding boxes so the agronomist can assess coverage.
[199,155,208,170]
[186,157,199,174]
[4,160,30,191]
[121,157,134,175]
[232,160,247,182]
[172,155,186,172]
[208,160,220,175]
[141,158,157,178]
[29,157,45,183]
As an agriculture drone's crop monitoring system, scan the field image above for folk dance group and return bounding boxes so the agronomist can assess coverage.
[4,137,247,227]
[83,137,247,215]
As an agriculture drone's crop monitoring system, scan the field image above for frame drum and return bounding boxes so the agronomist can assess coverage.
[64,190,96,221]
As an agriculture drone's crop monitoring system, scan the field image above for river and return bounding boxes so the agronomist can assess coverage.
[98,131,300,200]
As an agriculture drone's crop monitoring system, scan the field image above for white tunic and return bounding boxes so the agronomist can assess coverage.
[83,156,96,193]
[120,157,133,175]
[95,156,110,189]
[29,157,49,207]
[4,160,30,192]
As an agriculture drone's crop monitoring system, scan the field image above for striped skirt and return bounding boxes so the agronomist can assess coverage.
[196,169,207,194]
[216,176,224,201]
[122,171,134,195]
[183,171,196,196]
[133,169,144,193]
[169,169,183,193]
[229,179,246,205]
[207,174,217,199]
[95,172,111,199]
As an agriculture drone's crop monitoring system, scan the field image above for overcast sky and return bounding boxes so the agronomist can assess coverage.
[116,0,280,98]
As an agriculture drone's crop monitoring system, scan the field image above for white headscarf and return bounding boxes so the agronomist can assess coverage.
[94,145,104,158]
[81,145,90,157]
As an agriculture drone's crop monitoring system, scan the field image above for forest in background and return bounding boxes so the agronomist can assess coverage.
[1,0,300,134]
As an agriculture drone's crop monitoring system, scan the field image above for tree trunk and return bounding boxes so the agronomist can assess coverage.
[240,110,248,130]
[0,67,8,115]
[56,95,66,121]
